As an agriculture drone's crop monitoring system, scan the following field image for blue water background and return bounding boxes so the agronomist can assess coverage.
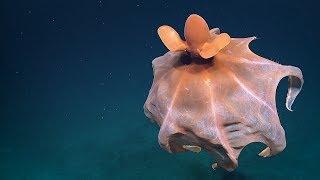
[1,0,319,179]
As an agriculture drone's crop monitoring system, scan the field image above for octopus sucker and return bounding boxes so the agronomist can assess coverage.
[144,14,303,171]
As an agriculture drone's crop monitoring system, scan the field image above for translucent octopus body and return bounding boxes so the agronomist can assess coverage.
[144,14,303,171]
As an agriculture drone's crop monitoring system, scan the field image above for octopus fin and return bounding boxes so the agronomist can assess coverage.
[157,25,187,52]
[184,14,210,49]
[199,33,231,59]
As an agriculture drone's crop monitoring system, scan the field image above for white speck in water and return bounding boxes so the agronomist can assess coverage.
[107,72,112,79]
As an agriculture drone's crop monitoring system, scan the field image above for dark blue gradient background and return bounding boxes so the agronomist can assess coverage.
[1,0,319,179]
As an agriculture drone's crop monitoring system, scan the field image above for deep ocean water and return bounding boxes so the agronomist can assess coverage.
[1,0,319,179]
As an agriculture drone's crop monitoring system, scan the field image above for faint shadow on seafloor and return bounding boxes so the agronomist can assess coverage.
[186,161,249,180]
[221,171,248,180]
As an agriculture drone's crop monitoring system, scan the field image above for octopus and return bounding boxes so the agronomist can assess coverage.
[143,14,303,171]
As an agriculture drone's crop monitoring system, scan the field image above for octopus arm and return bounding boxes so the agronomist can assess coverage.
[218,37,303,112]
